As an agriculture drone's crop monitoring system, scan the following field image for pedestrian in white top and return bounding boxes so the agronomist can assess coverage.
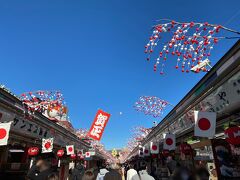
[127,164,138,180]
[96,167,109,180]
[132,166,155,180]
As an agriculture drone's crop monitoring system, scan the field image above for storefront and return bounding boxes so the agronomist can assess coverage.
[126,40,240,179]
[0,87,92,179]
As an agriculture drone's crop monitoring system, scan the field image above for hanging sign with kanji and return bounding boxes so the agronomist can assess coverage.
[88,109,111,141]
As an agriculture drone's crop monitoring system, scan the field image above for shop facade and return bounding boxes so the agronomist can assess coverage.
[0,87,105,179]
[126,40,240,179]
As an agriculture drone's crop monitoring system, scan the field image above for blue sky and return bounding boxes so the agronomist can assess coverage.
[0,0,239,149]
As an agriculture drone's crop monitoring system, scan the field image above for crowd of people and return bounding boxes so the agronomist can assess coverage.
[26,157,211,180]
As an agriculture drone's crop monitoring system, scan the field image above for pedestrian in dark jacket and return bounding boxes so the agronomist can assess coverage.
[27,159,53,180]
[70,163,85,180]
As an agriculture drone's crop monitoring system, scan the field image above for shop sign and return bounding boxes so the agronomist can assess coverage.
[88,109,111,141]
[12,117,50,138]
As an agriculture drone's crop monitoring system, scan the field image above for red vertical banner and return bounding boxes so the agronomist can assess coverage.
[88,109,110,141]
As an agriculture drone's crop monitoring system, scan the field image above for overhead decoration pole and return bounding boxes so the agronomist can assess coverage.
[145,19,240,74]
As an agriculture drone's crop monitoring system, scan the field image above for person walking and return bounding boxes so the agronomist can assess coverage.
[96,165,109,180]
[82,169,96,180]
[27,158,54,180]
[126,164,137,180]
[132,165,155,180]
[104,163,122,180]
[166,156,177,175]
[70,162,85,180]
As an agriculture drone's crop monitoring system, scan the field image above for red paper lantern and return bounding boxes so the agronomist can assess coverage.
[151,154,157,158]
[162,150,169,157]
[70,154,76,159]
[57,149,64,157]
[179,143,192,155]
[28,147,39,156]
[224,126,240,145]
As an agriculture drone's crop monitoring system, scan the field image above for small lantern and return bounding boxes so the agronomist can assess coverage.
[57,149,64,157]
[179,142,192,155]
[28,147,39,156]
[224,126,240,145]
[77,151,84,159]
[151,154,157,158]
[162,150,170,157]
[70,154,76,159]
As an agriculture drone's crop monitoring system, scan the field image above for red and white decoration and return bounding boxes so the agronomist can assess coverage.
[0,122,12,146]
[150,142,159,154]
[194,111,216,137]
[57,149,65,157]
[88,109,111,141]
[42,138,53,153]
[144,19,239,75]
[143,146,150,156]
[57,149,64,167]
[28,147,39,156]
[163,133,176,150]
[224,126,240,145]
[70,154,76,159]
[66,145,74,155]
[85,151,91,158]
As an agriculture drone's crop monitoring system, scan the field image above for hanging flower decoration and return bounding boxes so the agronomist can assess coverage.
[75,128,116,163]
[134,96,170,118]
[75,128,89,139]
[123,126,152,162]
[145,19,240,74]
[20,90,66,117]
